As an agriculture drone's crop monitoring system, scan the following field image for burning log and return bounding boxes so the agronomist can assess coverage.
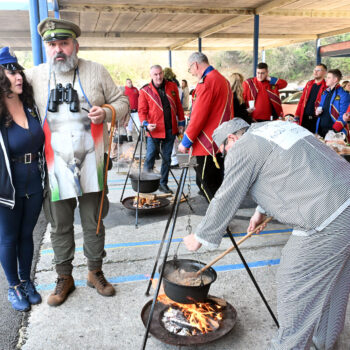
[158,294,223,336]
[133,196,161,208]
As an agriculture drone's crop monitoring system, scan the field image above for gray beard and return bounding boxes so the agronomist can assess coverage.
[50,50,79,74]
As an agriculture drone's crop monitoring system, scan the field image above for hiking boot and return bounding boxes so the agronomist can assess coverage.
[47,275,75,307]
[159,184,173,194]
[21,280,42,305]
[8,285,30,312]
[87,269,115,296]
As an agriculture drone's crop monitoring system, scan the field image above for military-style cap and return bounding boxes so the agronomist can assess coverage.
[213,118,250,147]
[38,17,81,42]
[0,47,24,71]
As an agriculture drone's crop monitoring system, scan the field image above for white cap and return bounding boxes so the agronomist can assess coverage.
[212,118,250,147]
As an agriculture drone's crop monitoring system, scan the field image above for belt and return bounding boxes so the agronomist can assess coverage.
[11,152,39,164]
[130,109,137,113]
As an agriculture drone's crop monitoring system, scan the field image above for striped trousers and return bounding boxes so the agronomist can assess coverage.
[268,206,350,350]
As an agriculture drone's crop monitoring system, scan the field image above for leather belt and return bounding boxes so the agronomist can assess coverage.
[11,152,39,164]
[130,109,137,113]
[306,115,314,120]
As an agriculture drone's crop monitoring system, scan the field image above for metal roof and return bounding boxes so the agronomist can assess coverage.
[1,0,350,51]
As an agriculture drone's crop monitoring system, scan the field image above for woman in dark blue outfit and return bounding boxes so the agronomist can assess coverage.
[0,47,45,311]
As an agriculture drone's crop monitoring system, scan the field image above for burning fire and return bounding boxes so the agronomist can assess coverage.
[157,294,223,335]
[120,144,135,162]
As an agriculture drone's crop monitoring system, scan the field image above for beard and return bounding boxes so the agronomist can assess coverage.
[49,46,78,74]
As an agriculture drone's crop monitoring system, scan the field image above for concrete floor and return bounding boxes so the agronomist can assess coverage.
[6,151,350,350]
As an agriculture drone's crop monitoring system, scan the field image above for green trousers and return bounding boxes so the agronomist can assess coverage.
[43,190,109,275]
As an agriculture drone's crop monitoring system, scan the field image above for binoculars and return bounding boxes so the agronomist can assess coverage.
[48,83,79,113]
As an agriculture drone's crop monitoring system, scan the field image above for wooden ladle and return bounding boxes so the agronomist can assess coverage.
[194,216,273,277]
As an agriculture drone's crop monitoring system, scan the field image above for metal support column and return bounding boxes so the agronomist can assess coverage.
[168,49,172,68]
[38,0,49,63]
[53,0,60,19]
[316,38,321,65]
[253,14,260,76]
[198,37,202,52]
[29,0,43,66]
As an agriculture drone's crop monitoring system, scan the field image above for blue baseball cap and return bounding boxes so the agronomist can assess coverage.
[0,47,24,71]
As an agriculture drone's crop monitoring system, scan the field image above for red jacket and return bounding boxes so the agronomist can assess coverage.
[295,79,327,125]
[124,86,139,110]
[138,80,185,138]
[243,77,287,121]
[181,68,234,156]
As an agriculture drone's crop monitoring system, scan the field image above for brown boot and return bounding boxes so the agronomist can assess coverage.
[87,269,115,296]
[47,275,75,307]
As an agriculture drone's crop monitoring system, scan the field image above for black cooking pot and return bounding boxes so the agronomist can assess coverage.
[161,259,217,304]
[130,172,161,193]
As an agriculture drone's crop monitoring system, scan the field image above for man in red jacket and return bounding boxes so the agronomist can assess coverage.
[138,65,185,193]
[124,78,139,140]
[295,64,327,132]
[178,52,233,199]
[243,62,287,122]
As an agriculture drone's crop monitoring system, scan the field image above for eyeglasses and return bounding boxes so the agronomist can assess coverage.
[221,138,228,158]
[187,62,196,73]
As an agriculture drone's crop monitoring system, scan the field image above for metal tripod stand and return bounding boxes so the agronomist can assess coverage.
[119,125,193,227]
[141,164,190,350]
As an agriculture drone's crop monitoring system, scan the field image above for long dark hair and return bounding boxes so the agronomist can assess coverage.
[0,67,35,127]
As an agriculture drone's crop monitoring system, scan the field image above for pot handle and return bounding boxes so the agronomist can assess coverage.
[173,240,182,267]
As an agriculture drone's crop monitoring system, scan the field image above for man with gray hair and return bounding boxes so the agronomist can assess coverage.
[138,65,185,193]
[26,17,129,306]
[184,118,350,349]
[179,52,233,199]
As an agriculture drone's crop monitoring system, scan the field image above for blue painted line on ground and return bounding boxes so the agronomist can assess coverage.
[36,258,281,291]
[109,183,196,190]
[108,175,196,184]
[40,229,292,256]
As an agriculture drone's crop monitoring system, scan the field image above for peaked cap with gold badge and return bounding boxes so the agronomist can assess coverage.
[37,17,81,42]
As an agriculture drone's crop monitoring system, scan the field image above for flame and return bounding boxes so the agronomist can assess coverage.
[158,294,222,334]
[119,144,135,161]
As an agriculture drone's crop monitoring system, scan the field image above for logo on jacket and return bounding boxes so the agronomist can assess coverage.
[171,91,176,97]
[335,95,340,100]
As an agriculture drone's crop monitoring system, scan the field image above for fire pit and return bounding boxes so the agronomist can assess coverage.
[141,295,237,346]
[122,196,170,212]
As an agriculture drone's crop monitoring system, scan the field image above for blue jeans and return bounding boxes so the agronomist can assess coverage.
[144,129,175,186]
[0,191,43,286]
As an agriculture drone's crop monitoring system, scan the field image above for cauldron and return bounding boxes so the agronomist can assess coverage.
[130,172,161,193]
[161,259,217,304]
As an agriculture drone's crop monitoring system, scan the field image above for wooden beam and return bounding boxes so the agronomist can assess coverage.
[262,38,315,50]
[59,4,254,16]
[318,27,350,39]
[0,31,318,41]
[82,32,198,39]
[76,46,257,51]
[10,45,255,52]
[170,37,199,50]
[264,9,350,18]
[0,31,29,38]
[209,33,317,40]
[199,16,250,38]
[255,0,299,15]
[171,0,298,49]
